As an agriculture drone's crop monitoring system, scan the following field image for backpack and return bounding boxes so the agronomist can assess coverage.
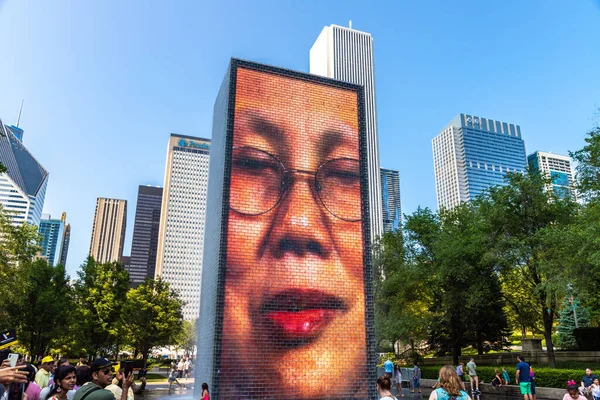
[435,388,468,400]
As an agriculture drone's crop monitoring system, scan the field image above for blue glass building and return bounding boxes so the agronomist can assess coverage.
[433,113,527,209]
[380,168,401,232]
[38,214,65,266]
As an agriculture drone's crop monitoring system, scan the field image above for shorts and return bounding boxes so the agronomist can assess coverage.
[168,377,176,383]
[520,382,532,395]
[531,380,536,395]
[469,374,478,380]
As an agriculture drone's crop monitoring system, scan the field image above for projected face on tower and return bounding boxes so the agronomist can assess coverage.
[220,66,368,399]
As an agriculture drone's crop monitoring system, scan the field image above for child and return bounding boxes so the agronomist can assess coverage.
[564,380,586,400]
[167,365,184,393]
[591,378,600,400]
[491,369,503,387]
[502,367,510,385]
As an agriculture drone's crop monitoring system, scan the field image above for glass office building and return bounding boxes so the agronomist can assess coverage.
[128,185,163,286]
[433,113,527,210]
[380,168,401,232]
[528,151,577,200]
[0,119,48,226]
[155,134,210,320]
[38,214,65,266]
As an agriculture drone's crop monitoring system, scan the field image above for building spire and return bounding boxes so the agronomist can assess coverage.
[16,99,24,128]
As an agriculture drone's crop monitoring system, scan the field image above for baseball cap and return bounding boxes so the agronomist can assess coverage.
[41,356,54,364]
[90,358,114,372]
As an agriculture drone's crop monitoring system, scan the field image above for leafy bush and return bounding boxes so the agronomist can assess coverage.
[417,365,585,389]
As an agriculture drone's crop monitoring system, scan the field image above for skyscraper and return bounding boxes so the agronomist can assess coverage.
[380,168,401,232]
[0,119,48,226]
[89,197,127,263]
[310,23,383,241]
[155,134,210,320]
[128,185,163,286]
[528,151,577,200]
[432,113,527,210]
[59,213,71,266]
[38,214,65,266]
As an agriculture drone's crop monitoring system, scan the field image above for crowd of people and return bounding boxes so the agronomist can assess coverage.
[0,353,148,400]
[380,356,600,400]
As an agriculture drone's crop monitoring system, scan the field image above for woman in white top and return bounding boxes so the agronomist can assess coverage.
[377,375,397,400]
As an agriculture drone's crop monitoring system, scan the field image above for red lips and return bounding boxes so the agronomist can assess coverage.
[259,289,347,346]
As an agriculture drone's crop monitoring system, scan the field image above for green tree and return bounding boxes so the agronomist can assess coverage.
[0,204,42,321]
[121,278,183,367]
[373,228,432,355]
[176,319,197,356]
[482,169,578,367]
[6,259,74,360]
[72,257,130,357]
[557,298,590,349]
[425,203,508,362]
[500,268,543,338]
[570,124,600,202]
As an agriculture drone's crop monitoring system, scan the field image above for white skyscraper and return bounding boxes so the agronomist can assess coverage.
[155,134,210,320]
[0,119,48,226]
[310,23,383,242]
[528,151,577,200]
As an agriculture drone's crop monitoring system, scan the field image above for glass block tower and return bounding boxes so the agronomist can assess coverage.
[528,151,577,200]
[0,119,48,226]
[433,113,527,210]
[155,134,210,320]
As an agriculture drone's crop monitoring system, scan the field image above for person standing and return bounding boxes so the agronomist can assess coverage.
[456,363,465,390]
[35,357,55,389]
[466,358,479,395]
[590,377,600,400]
[394,365,405,397]
[515,355,532,400]
[72,358,130,400]
[530,366,537,400]
[384,359,394,379]
[502,367,510,385]
[412,362,421,394]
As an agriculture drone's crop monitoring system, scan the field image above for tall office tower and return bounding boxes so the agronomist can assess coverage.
[310,24,383,241]
[59,212,71,266]
[89,197,127,263]
[0,119,48,226]
[528,151,577,200]
[380,168,401,233]
[432,113,527,210]
[155,134,210,320]
[38,214,65,266]
[128,185,163,286]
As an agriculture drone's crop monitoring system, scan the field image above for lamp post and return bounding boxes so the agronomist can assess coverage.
[567,283,579,329]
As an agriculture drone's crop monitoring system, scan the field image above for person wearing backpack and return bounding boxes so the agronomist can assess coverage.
[428,365,471,400]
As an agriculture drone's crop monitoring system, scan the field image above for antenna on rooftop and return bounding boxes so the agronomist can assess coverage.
[16,99,24,128]
[349,20,352,29]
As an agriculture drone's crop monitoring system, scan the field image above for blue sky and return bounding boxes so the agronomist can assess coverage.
[1,0,599,277]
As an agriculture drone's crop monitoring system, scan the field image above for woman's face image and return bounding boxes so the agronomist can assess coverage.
[220,67,367,399]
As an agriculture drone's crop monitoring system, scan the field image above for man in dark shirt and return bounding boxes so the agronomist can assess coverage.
[515,355,531,400]
[580,368,599,396]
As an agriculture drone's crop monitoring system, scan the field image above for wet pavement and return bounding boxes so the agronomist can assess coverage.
[138,385,521,399]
